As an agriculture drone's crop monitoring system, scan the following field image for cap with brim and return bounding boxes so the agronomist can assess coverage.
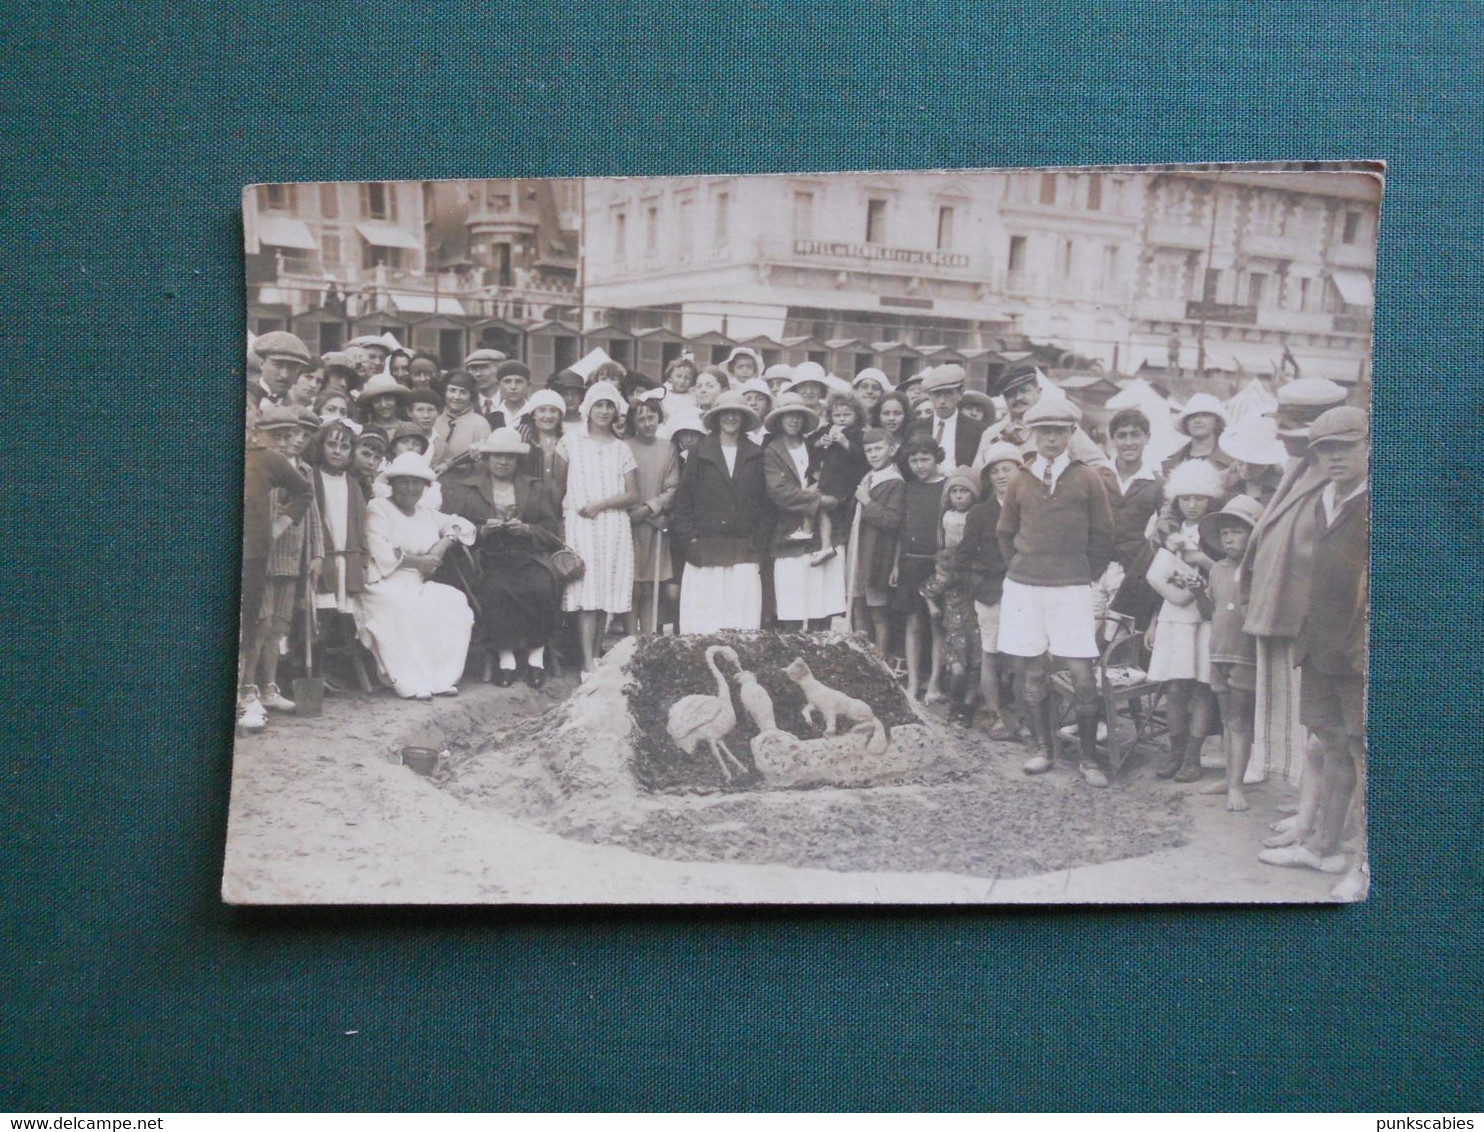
[251,331,313,365]
[390,422,430,449]
[897,370,926,389]
[294,408,322,429]
[978,440,1025,469]
[348,335,389,352]
[1175,392,1230,434]
[1198,494,1264,547]
[358,373,410,402]
[667,407,708,436]
[944,469,982,500]
[550,369,586,392]
[1023,398,1081,428]
[1275,377,1348,410]
[1219,419,1288,466]
[763,392,820,434]
[922,364,966,393]
[1306,406,1369,446]
[996,363,1040,396]
[739,378,775,405]
[472,427,531,456]
[381,452,437,483]
[703,391,762,433]
[463,348,507,367]
[254,404,302,432]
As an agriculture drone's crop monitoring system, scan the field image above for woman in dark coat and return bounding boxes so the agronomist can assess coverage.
[670,392,773,633]
[442,427,565,688]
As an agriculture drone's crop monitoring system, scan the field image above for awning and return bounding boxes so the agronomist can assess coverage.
[257,217,317,250]
[1331,269,1374,307]
[356,222,423,250]
[389,292,465,316]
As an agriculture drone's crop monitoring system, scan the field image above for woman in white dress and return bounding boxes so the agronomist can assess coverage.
[556,380,640,677]
[358,453,476,700]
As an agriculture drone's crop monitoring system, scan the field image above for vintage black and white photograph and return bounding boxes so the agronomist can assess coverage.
[225,165,1377,904]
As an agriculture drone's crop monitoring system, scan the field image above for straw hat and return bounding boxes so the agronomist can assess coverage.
[1175,392,1229,434]
[1165,458,1225,499]
[738,377,775,406]
[381,452,437,483]
[358,372,410,403]
[763,392,821,434]
[1198,494,1264,548]
[762,363,795,387]
[667,407,708,436]
[702,390,762,433]
[852,367,893,392]
[1219,416,1288,466]
[472,427,531,456]
[788,362,828,391]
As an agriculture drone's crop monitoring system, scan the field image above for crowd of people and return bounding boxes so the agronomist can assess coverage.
[239,329,1369,894]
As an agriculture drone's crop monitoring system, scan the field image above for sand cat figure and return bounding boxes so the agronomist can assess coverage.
[782,657,887,755]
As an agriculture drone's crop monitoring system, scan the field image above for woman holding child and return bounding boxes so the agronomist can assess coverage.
[763,393,847,630]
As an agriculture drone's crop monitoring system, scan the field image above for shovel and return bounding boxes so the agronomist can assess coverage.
[294,556,325,717]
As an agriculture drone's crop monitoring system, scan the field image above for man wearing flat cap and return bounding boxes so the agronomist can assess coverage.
[462,348,508,417]
[972,363,1108,473]
[919,364,986,474]
[250,330,314,409]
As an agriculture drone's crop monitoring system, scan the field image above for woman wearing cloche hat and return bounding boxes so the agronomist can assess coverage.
[1161,391,1232,477]
[357,452,476,701]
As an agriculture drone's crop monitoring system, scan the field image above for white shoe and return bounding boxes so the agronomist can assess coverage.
[259,683,296,712]
[237,697,268,733]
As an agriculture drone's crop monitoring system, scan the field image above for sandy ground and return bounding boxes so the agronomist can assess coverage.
[222,649,1349,906]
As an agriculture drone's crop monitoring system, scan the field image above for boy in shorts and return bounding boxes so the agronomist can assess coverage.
[1198,495,1264,811]
[995,399,1116,786]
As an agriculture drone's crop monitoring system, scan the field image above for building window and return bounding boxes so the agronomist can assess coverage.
[644,202,658,253]
[321,231,341,266]
[258,184,294,211]
[936,206,955,251]
[1086,177,1102,211]
[487,185,512,211]
[613,210,627,260]
[1299,276,1311,311]
[361,183,394,221]
[865,198,887,244]
[1341,210,1360,244]
[1007,235,1027,273]
[793,191,814,240]
[1248,271,1268,307]
[1102,244,1120,282]
[1059,239,1074,278]
[1203,268,1222,303]
[362,244,401,271]
[1039,174,1057,206]
[676,195,694,258]
[715,192,730,246]
[318,184,338,218]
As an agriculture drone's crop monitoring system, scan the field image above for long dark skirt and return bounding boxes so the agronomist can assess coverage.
[476,551,561,652]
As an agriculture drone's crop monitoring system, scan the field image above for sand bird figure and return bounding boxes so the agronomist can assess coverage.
[730,664,778,733]
[666,644,751,781]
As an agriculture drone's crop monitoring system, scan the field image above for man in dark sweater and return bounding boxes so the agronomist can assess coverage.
[1101,408,1165,629]
[996,398,1116,786]
[1260,407,1369,898]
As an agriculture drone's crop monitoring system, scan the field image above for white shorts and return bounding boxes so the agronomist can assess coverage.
[997,578,1098,659]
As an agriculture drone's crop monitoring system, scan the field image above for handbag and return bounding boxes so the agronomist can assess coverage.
[549,542,585,584]
[1146,546,1196,607]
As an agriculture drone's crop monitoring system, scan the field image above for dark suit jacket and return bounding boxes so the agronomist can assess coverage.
[670,434,772,567]
[1296,487,1369,675]
[952,413,987,469]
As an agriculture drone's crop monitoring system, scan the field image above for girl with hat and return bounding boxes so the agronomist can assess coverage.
[662,356,700,419]
[810,389,870,567]
[894,432,951,702]
[516,389,570,486]
[355,371,410,432]
[623,389,681,635]
[723,346,763,385]
[548,369,588,436]
[445,428,566,689]
[762,363,795,399]
[851,368,892,413]
[358,453,476,700]
[1145,458,1225,783]
[738,379,774,445]
[927,468,984,723]
[671,392,772,633]
[1161,392,1232,477]
[763,393,846,629]
[556,381,640,677]
[955,440,1023,738]
[786,363,829,414]
[429,370,492,473]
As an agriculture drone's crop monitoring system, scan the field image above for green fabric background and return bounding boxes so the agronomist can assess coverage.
[2,0,1480,1113]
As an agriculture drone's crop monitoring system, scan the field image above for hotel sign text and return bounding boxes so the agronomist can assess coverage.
[793,239,970,269]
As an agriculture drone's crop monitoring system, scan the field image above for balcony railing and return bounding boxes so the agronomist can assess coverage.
[1186,300,1258,325]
